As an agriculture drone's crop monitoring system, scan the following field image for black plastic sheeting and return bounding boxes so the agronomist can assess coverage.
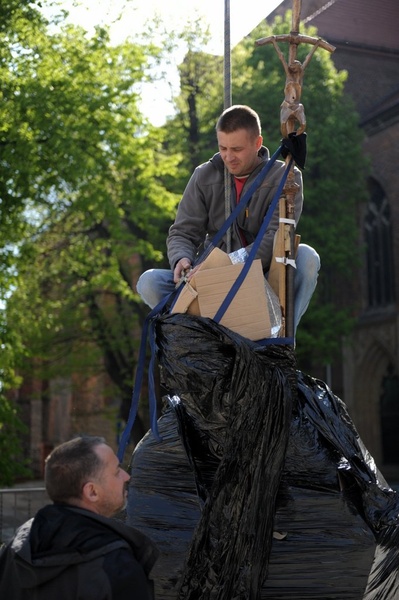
[126,313,399,599]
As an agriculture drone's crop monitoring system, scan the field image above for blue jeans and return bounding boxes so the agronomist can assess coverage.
[136,244,320,334]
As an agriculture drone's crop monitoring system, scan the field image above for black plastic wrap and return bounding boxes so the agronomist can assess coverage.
[126,313,399,599]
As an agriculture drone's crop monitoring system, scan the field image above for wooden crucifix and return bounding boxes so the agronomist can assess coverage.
[256,0,335,339]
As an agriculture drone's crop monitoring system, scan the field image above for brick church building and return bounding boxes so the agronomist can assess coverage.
[268,0,399,480]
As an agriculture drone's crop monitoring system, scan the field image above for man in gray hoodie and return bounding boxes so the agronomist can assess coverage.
[0,436,158,599]
[137,104,319,334]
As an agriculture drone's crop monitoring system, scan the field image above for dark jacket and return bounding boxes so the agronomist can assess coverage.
[0,504,159,599]
[167,146,303,271]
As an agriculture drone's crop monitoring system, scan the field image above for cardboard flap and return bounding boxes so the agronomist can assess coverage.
[171,282,199,314]
[171,248,230,316]
[199,247,232,269]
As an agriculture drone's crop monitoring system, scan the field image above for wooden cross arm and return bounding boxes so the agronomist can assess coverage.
[255,34,335,54]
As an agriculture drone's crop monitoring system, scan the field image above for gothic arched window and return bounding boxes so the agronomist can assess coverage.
[380,363,399,465]
[364,179,395,308]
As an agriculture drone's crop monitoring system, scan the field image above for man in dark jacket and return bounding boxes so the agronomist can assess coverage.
[0,436,159,599]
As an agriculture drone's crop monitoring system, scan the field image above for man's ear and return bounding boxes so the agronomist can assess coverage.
[257,135,263,151]
[82,481,99,504]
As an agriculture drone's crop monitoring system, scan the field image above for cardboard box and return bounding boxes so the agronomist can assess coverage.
[171,248,276,341]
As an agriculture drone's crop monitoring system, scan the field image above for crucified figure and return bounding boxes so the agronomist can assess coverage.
[271,37,321,137]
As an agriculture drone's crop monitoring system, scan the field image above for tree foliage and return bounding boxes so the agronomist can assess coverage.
[161,21,225,191]
[0,0,49,485]
[0,1,180,473]
[0,308,31,486]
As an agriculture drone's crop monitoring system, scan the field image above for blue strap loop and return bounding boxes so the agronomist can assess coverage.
[117,147,292,462]
[117,293,171,461]
[213,157,293,324]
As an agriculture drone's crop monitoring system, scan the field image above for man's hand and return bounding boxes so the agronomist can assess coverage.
[173,258,192,284]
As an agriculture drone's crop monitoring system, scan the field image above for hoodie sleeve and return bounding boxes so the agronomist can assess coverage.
[167,166,210,270]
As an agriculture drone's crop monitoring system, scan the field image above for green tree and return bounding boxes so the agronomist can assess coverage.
[0,0,48,486]
[160,20,226,191]
[0,309,31,485]
[1,2,180,470]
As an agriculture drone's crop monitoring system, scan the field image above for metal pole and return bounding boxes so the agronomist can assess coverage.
[224,0,232,252]
[224,0,232,109]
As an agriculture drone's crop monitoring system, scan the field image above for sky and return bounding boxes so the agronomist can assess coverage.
[53,0,283,51]
[44,0,284,124]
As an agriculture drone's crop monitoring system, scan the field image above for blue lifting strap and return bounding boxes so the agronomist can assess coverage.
[117,146,292,461]
[213,157,293,326]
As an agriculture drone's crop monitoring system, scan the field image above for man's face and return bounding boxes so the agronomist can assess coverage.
[92,444,130,517]
[217,129,263,177]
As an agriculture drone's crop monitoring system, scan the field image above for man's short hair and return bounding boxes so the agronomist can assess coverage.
[45,436,106,503]
[216,105,261,139]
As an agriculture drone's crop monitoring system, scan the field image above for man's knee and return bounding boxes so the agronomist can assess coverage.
[136,269,153,297]
[136,269,159,308]
[297,244,320,274]
[136,268,174,309]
